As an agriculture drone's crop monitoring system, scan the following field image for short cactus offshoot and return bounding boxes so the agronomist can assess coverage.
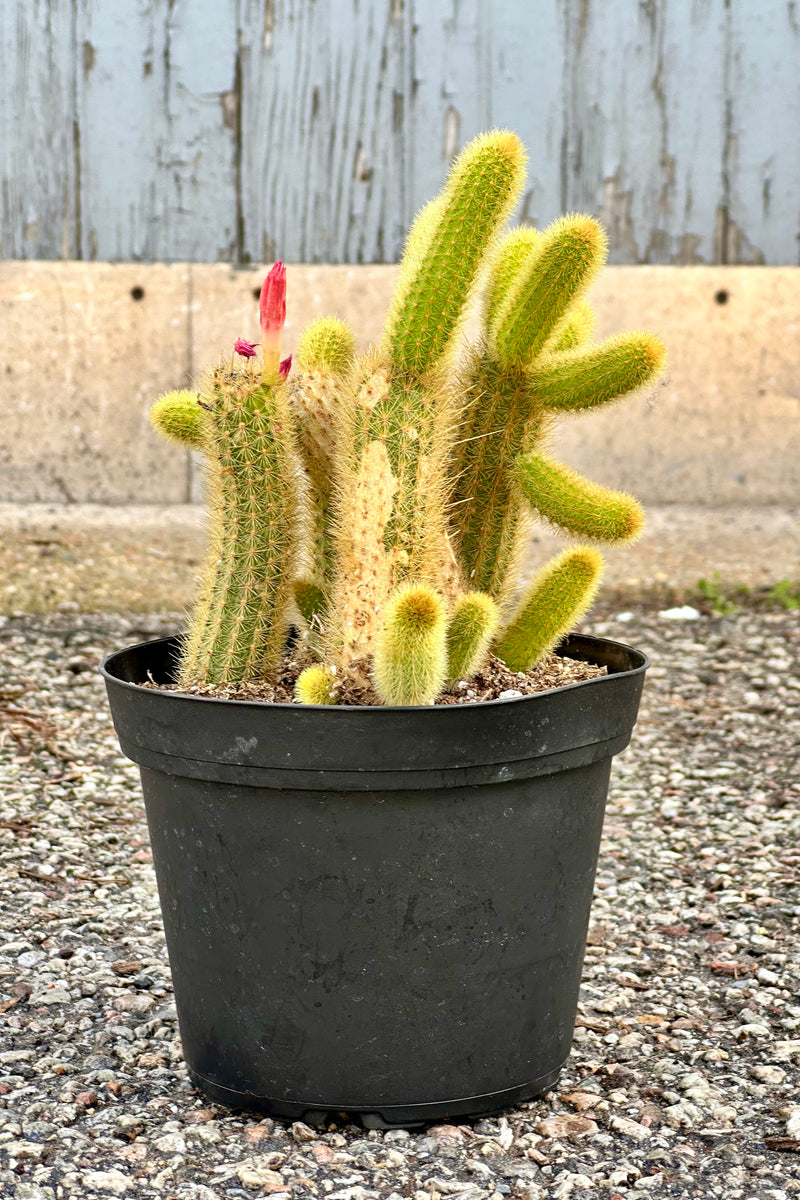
[151,131,665,704]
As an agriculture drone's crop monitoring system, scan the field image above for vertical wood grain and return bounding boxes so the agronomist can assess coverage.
[0,0,78,258]
[238,0,412,263]
[724,4,800,264]
[559,0,728,264]
[2,0,799,264]
[75,0,239,261]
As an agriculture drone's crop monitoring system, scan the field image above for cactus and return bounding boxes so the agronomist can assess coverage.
[294,662,338,706]
[372,584,448,706]
[494,547,604,672]
[150,389,207,448]
[291,318,356,602]
[446,592,500,685]
[322,131,527,665]
[150,130,664,702]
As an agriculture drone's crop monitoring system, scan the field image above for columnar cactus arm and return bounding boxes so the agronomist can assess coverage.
[177,368,303,688]
[451,215,608,603]
[372,584,448,706]
[548,299,595,352]
[325,132,527,664]
[385,130,527,379]
[291,317,356,598]
[446,592,500,685]
[490,215,608,367]
[292,317,356,470]
[150,390,208,449]
[494,546,604,672]
[514,453,645,543]
[528,332,666,411]
[449,360,541,602]
[483,227,542,329]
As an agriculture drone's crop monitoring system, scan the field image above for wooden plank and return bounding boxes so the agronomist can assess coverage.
[558,0,728,264]
[0,0,78,259]
[74,0,239,261]
[3,0,800,264]
[484,0,567,231]
[725,4,800,264]
[238,0,412,264]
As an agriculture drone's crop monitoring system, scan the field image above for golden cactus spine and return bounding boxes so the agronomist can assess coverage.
[290,318,356,604]
[324,131,527,666]
[176,365,303,688]
[494,547,604,672]
[372,584,448,706]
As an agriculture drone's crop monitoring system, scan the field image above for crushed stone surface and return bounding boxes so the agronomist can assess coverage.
[0,605,799,1199]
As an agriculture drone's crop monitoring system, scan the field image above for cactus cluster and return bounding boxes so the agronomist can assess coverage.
[152,130,665,706]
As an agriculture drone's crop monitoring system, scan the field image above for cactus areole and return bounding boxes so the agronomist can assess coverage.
[102,130,659,1125]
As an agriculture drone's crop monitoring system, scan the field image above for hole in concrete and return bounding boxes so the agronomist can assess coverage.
[714,288,729,305]
[130,286,145,301]
[252,287,261,300]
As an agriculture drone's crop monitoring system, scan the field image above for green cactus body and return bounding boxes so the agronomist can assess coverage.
[483,227,542,329]
[291,318,356,602]
[450,357,543,602]
[178,366,301,688]
[294,663,338,706]
[495,546,604,672]
[326,132,526,664]
[150,390,207,448]
[515,453,645,543]
[490,215,608,369]
[148,130,666,704]
[529,332,666,411]
[372,584,448,706]
[548,300,596,352]
[446,592,500,685]
[385,130,527,379]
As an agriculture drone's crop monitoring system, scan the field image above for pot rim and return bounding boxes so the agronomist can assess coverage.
[100,631,649,713]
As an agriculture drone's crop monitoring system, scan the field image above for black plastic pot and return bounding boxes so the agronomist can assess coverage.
[101,633,646,1128]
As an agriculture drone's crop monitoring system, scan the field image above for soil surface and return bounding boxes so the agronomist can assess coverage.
[151,648,606,706]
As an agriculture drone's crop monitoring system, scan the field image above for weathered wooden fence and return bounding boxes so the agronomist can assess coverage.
[2,0,799,264]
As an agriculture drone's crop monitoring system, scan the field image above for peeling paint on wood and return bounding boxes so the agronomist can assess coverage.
[2,0,799,264]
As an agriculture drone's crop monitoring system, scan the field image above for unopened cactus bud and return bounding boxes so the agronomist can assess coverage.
[259,261,287,384]
[234,338,258,358]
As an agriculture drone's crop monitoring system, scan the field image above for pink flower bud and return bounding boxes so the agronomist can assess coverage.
[234,337,258,359]
[279,354,292,380]
[259,261,287,382]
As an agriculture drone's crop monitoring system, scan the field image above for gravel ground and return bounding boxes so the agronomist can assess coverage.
[1,604,799,1200]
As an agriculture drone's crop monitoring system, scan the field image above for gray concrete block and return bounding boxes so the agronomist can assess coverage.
[0,262,193,503]
[557,266,800,505]
[1,263,798,506]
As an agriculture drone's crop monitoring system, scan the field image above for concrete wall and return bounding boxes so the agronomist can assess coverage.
[2,1,800,266]
[0,262,798,506]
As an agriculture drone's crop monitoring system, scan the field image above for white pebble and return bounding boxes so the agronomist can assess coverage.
[658,605,701,620]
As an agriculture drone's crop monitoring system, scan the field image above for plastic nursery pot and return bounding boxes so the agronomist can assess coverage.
[101,633,646,1129]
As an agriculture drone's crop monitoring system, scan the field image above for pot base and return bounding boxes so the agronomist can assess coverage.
[187,1064,566,1129]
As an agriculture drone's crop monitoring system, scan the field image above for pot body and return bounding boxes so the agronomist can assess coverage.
[102,634,646,1127]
